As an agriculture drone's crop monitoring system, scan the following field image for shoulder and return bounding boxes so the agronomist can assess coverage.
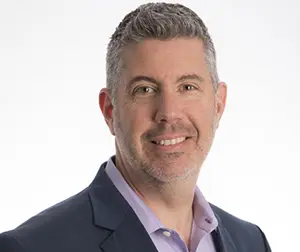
[210,203,271,251]
[210,203,258,231]
[0,187,98,252]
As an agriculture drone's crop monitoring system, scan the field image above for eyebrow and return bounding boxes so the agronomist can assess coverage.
[127,76,162,89]
[176,74,205,83]
[127,74,205,89]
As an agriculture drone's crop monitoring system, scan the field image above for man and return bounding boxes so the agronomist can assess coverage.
[0,2,271,252]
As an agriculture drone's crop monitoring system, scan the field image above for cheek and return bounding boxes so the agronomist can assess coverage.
[117,104,152,139]
[189,101,216,132]
[131,107,152,134]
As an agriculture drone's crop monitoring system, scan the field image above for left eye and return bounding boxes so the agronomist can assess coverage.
[183,85,196,91]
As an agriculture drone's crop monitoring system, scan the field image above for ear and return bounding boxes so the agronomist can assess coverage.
[99,88,115,135]
[215,82,227,128]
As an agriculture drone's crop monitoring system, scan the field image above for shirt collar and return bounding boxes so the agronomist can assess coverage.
[193,186,218,232]
[105,156,218,235]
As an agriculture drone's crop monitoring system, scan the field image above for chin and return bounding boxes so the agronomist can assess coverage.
[142,158,199,183]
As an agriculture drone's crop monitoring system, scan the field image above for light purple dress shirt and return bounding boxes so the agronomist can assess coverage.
[105,157,218,252]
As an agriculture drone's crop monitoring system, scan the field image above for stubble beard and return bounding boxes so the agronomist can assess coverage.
[113,106,218,189]
[117,132,207,187]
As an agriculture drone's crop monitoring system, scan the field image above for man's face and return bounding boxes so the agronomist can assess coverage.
[102,38,226,183]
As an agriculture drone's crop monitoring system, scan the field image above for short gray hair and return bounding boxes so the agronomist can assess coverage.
[106,2,219,104]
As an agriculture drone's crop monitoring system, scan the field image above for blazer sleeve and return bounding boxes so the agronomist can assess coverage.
[0,234,25,252]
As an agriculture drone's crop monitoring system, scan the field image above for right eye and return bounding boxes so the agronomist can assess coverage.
[134,86,156,94]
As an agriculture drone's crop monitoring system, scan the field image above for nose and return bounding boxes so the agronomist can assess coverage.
[154,91,183,123]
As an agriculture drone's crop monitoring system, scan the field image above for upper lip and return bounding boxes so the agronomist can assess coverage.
[150,134,190,142]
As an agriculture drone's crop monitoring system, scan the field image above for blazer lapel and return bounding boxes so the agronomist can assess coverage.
[99,211,158,252]
[88,162,158,252]
[211,205,237,252]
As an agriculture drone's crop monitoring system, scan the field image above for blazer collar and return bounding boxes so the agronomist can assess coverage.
[88,162,158,252]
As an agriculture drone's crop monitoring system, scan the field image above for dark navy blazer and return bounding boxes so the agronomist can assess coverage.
[0,161,271,252]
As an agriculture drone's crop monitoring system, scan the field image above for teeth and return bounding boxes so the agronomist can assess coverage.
[156,137,186,146]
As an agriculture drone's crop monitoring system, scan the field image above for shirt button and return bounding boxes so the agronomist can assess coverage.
[162,231,171,237]
[205,218,212,224]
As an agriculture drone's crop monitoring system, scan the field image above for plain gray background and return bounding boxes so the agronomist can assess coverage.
[0,1,299,251]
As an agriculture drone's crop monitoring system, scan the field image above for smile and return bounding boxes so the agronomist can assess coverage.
[152,137,187,146]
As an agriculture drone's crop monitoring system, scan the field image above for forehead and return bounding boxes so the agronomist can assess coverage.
[121,38,209,82]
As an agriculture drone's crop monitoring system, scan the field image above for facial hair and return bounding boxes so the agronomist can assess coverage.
[113,105,218,185]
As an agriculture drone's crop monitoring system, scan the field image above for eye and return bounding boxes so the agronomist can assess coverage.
[182,84,197,91]
[134,86,156,94]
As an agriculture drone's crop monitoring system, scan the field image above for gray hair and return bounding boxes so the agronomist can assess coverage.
[106,2,219,104]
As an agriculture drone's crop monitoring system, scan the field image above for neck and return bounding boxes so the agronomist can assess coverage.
[135,180,196,247]
[115,154,198,246]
